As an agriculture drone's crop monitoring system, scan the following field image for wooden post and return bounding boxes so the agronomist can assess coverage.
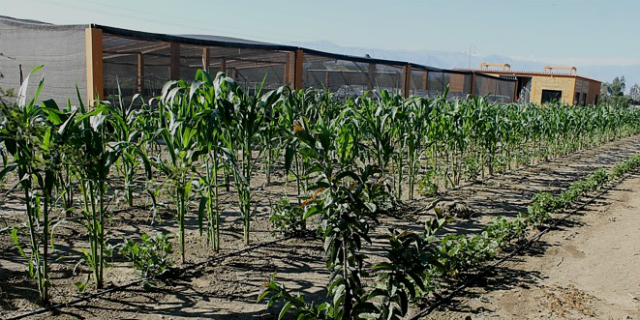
[170,42,180,80]
[285,51,294,86]
[512,78,518,103]
[220,58,226,74]
[294,49,303,90]
[401,65,412,98]
[202,48,210,72]
[137,53,144,93]
[422,70,428,92]
[325,70,330,89]
[368,63,376,90]
[85,27,104,104]
[469,73,476,97]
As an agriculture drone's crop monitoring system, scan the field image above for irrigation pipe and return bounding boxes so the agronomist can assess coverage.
[4,235,297,320]
[407,169,638,320]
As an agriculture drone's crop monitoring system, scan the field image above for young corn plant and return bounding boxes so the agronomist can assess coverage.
[259,95,283,187]
[192,71,224,252]
[70,100,123,290]
[152,79,205,263]
[0,67,60,303]
[214,74,282,245]
[405,97,431,200]
[108,83,146,208]
[358,96,395,174]
[281,89,313,206]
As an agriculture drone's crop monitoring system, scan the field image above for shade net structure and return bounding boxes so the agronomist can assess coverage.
[0,15,517,105]
[0,16,87,104]
[301,51,411,98]
[473,73,516,103]
[101,28,294,103]
[426,70,473,100]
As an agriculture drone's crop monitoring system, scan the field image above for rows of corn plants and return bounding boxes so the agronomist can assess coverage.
[1,68,640,308]
[259,148,640,320]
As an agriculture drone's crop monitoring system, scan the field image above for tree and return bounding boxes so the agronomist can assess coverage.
[630,84,640,103]
[601,76,632,107]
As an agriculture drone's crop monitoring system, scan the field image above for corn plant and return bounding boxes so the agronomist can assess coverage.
[214,74,281,245]
[69,99,124,290]
[405,97,431,199]
[152,79,205,263]
[358,95,395,172]
[0,67,52,302]
[108,83,146,207]
[192,71,224,252]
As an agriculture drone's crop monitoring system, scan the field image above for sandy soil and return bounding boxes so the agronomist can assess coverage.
[426,174,640,320]
[1,135,640,319]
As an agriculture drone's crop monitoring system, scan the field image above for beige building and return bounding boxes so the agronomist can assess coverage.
[456,63,602,105]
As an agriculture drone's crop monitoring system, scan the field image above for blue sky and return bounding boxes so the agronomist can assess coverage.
[2,0,639,66]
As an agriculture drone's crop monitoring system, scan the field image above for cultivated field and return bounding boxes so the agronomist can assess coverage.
[2,71,640,319]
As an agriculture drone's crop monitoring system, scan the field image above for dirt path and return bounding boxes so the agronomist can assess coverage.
[427,173,640,320]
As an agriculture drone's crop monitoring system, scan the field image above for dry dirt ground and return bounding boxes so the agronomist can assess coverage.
[1,135,640,319]
[426,173,640,320]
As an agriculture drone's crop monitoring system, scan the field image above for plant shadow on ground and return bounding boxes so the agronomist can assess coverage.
[427,172,632,316]
[38,238,329,320]
[2,136,639,319]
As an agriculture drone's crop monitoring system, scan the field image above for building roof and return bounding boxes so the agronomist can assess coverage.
[454,68,600,83]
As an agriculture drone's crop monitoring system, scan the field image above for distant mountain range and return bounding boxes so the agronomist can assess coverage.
[293,41,639,92]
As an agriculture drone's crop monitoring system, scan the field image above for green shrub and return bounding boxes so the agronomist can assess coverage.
[269,198,306,237]
[485,216,527,247]
[120,232,174,287]
[418,169,439,197]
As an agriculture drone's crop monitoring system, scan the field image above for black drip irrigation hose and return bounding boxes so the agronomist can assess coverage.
[4,235,297,320]
[407,170,638,320]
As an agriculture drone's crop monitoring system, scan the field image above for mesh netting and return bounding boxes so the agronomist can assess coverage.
[0,16,518,104]
[473,74,515,103]
[102,33,292,102]
[409,68,428,97]
[0,17,87,104]
[302,53,374,97]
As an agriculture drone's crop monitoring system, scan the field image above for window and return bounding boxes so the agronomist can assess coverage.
[541,90,562,103]
[574,92,580,105]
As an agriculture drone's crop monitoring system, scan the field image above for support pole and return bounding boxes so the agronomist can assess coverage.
[368,63,376,91]
[422,70,428,92]
[294,49,303,90]
[285,51,294,86]
[401,65,412,98]
[325,70,330,89]
[202,48,210,73]
[220,58,226,74]
[170,42,180,80]
[469,73,476,97]
[85,27,104,105]
[137,53,144,93]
